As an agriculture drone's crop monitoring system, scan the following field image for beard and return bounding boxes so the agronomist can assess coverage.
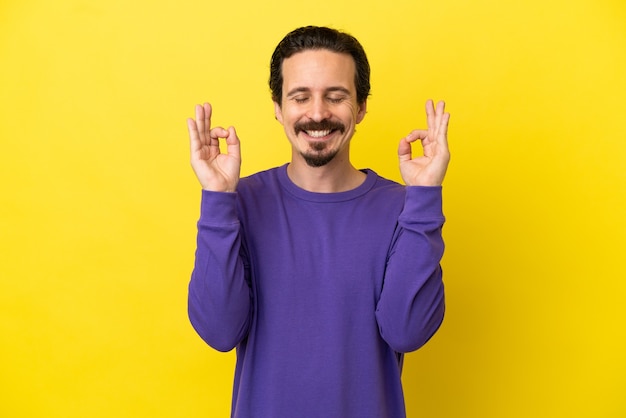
[301,142,339,167]
[293,119,346,167]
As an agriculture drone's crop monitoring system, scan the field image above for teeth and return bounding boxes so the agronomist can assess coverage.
[305,130,331,138]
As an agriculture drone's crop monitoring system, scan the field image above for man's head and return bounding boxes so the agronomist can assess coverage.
[269,26,370,107]
[269,27,370,169]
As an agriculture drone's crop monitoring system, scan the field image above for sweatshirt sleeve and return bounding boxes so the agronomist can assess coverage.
[375,186,446,353]
[187,190,252,352]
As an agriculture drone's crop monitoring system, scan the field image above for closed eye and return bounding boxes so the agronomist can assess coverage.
[327,96,345,104]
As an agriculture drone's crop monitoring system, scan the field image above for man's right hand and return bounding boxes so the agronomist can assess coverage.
[187,103,241,192]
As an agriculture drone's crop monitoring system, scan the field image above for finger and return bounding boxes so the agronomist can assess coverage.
[194,104,204,138]
[438,112,450,148]
[434,100,445,130]
[194,103,211,143]
[426,99,439,146]
[404,129,428,143]
[203,103,212,139]
[397,137,413,163]
[225,126,242,160]
[209,127,229,150]
[425,99,436,133]
[210,127,230,138]
[187,117,201,155]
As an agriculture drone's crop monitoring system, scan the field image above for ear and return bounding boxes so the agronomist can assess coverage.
[273,101,284,124]
[356,100,367,124]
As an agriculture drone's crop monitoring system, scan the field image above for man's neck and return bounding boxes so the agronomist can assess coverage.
[286,158,366,193]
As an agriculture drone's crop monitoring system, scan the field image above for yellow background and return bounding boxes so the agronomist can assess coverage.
[1,0,625,416]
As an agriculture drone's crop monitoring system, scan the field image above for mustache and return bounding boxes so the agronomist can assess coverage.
[294,119,345,135]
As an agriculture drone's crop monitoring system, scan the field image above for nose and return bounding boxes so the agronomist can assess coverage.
[306,97,331,122]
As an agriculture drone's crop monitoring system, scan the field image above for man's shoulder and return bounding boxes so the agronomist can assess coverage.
[240,165,283,184]
[236,165,285,197]
[365,170,405,194]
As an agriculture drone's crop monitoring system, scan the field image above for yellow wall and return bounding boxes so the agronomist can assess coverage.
[1,0,625,416]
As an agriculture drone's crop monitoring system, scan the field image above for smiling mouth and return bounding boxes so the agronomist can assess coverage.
[295,120,345,138]
[305,130,332,138]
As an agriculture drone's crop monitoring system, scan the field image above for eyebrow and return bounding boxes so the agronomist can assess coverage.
[286,86,352,97]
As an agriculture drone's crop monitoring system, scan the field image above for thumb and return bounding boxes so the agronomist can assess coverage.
[397,137,412,163]
[225,126,242,160]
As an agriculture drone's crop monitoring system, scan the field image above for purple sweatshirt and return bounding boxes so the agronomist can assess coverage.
[188,165,445,418]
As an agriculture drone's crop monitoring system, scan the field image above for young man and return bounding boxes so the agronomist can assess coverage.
[186,26,450,418]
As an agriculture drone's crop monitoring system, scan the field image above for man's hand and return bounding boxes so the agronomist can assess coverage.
[187,103,241,192]
[398,100,450,186]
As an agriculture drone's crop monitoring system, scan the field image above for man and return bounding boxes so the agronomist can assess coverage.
[186,26,450,418]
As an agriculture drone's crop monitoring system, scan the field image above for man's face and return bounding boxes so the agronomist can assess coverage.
[274,49,367,168]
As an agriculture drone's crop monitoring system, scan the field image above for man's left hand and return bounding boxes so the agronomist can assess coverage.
[398,100,451,186]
